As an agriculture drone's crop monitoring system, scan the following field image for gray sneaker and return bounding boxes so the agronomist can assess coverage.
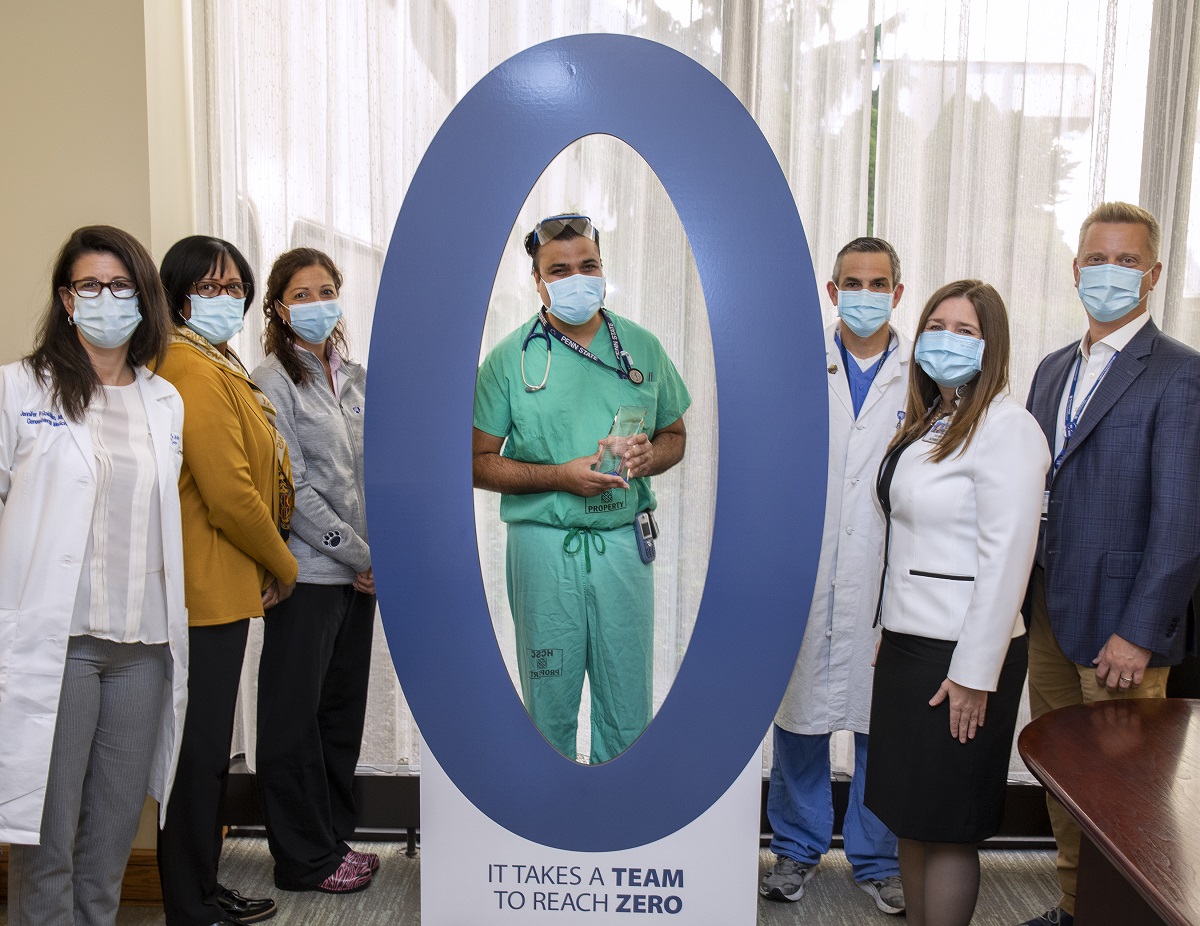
[858,876,905,914]
[759,857,818,902]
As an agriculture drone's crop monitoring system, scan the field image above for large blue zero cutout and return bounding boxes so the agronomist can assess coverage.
[366,34,827,851]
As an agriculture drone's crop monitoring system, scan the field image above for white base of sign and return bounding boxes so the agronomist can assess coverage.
[419,736,762,924]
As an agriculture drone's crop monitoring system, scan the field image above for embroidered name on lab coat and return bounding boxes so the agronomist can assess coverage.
[20,410,67,427]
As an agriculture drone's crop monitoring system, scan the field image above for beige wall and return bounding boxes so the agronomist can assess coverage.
[0,0,194,364]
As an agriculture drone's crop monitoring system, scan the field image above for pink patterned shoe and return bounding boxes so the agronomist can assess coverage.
[316,857,373,894]
[345,848,381,874]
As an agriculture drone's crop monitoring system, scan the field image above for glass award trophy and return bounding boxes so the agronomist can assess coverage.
[593,405,648,478]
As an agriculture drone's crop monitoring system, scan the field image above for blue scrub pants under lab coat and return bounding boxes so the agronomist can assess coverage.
[506,521,653,764]
[767,725,899,881]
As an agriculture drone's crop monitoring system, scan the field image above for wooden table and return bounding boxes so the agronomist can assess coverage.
[1018,698,1200,926]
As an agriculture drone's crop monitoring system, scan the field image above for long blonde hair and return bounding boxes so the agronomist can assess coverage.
[890,280,1011,462]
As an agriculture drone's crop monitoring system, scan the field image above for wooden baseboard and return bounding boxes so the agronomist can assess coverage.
[0,847,163,906]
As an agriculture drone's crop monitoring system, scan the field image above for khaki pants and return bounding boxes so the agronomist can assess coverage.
[1026,567,1169,916]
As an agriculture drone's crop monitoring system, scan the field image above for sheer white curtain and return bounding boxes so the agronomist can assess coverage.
[192,0,1198,782]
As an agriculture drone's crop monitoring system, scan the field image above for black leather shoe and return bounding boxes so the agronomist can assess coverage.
[217,885,277,923]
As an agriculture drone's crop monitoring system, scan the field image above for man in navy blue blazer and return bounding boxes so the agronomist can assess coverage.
[1019,202,1200,926]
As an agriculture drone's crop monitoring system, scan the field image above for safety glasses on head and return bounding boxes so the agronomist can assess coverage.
[532,214,597,246]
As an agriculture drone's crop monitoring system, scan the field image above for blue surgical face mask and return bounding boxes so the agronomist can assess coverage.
[71,290,142,349]
[186,293,245,345]
[915,330,985,388]
[545,273,605,325]
[287,298,342,343]
[836,289,893,338]
[1077,264,1151,323]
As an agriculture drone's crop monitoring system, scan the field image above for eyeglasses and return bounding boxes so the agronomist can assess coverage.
[192,279,247,299]
[69,278,138,300]
[532,214,597,246]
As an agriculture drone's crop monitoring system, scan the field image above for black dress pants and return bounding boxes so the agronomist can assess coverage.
[256,584,375,889]
[158,620,249,926]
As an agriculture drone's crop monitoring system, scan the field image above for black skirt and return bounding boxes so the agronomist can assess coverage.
[864,628,1028,843]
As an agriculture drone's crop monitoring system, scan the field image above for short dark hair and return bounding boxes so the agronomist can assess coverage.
[160,236,256,325]
[832,237,902,288]
[523,222,602,275]
[26,225,173,421]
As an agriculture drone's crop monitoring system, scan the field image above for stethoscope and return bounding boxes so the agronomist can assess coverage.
[521,316,553,392]
[520,309,641,392]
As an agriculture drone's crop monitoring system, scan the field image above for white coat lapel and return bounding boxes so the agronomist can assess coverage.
[857,331,904,419]
[63,412,96,477]
[136,372,178,502]
[826,329,854,420]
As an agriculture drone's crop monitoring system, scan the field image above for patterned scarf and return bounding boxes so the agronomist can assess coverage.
[171,326,295,539]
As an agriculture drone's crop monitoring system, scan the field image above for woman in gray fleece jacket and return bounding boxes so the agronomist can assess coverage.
[251,248,378,895]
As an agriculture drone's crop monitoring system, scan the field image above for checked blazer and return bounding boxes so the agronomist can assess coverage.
[1026,317,1200,667]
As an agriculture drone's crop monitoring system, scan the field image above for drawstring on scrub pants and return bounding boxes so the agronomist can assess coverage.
[563,527,606,572]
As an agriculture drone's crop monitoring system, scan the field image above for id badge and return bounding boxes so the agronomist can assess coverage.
[922,418,949,444]
[1042,490,1050,518]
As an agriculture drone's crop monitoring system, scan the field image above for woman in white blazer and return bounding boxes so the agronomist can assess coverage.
[863,280,1050,926]
[0,226,188,926]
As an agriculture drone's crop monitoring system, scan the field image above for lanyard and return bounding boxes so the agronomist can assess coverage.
[1051,351,1117,478]
[835,334,894,419]
[835,334,895,388]
[539,309,643,384]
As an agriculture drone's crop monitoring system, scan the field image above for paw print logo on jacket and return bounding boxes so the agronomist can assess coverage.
[323,530,342,548]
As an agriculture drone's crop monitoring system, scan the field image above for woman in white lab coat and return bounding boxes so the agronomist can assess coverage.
[863,280,1050,926]
[0,226,188,926]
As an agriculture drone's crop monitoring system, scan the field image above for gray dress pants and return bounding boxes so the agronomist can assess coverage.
[8,635,169,926]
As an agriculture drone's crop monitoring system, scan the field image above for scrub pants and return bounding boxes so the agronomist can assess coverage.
[506,521,654,764]
[767,725,899,882]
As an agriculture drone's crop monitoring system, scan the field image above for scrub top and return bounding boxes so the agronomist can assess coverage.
[474,310,691,530]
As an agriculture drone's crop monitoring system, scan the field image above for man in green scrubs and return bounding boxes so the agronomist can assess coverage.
[473,214,691,764]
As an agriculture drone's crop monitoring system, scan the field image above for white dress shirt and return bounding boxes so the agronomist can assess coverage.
[1054,312,1150,458]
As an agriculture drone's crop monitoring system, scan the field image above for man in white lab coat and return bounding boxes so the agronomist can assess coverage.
[761,238,910,915]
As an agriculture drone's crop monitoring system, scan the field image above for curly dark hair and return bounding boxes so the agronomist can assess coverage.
[261,248,349,386]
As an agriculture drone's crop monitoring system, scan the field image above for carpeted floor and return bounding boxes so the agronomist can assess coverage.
[1,839,1059,925]
[756,846,1059,925]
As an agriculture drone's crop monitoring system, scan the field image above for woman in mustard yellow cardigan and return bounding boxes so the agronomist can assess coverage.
[154,236,298,926]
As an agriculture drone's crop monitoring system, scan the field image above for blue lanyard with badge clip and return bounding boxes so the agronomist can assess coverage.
[1051,352,1116,478]
[1043,350,1117,517]
[520,308,644,392]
